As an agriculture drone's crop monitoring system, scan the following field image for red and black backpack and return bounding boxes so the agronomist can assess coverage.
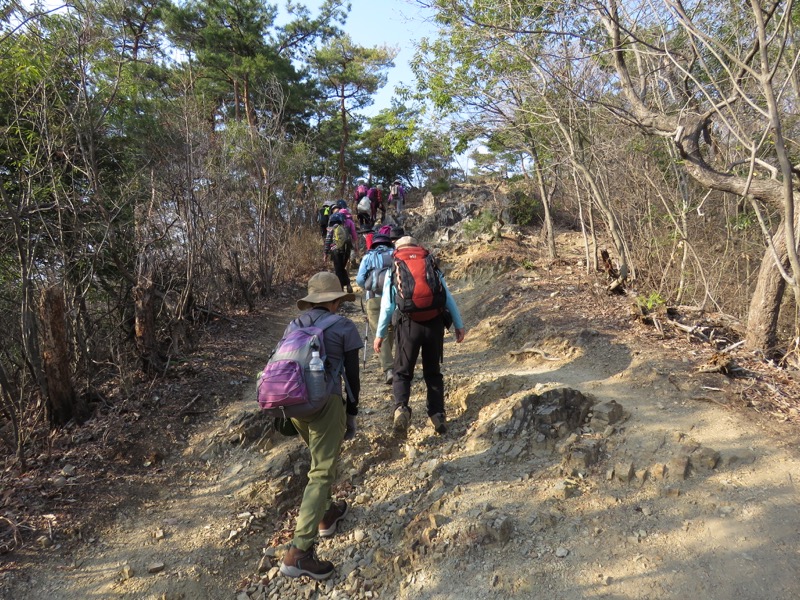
[392,245,447,322]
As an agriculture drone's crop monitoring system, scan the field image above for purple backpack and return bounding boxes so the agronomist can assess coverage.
[257,312,341,418]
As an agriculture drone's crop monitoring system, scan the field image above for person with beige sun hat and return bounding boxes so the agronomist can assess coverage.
[279,272,362,580]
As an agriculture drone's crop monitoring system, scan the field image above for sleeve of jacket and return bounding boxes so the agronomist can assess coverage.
[441,276,464,329]
[356,253,371,288]
[347,219,358,242]
[343,348,360,415]
[324,228,333,256]
[375,272,395,338]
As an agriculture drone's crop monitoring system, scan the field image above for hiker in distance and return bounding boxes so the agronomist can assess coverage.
[368,183,386,224]
[388,179,406,216]
[355,226,404,385]
[324,208,358,293]
[373,236,466,435]
[316,199,336,239]
[279,272,362,580]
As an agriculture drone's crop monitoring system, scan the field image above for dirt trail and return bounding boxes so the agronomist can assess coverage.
[3,224,800,600]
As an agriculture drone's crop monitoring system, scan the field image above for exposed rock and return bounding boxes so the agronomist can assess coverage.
[724,451,757,466]
[668,456,689,480]
[615,462,635,483]
[565,439,602,470]
[226,410,273,445]
[691,446,721,472]
[553,480,580,499]
[466,387,594,454]
[422,191,439,214]
[147,562,165,574]
[591,400,624,425]
[651,463,667,479]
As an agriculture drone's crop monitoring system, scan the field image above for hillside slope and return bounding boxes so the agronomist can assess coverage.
[3,185,800,600]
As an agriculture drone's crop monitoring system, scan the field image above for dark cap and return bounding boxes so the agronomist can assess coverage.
[371,234,392,247]
[389,226,405,240]
[336,199,348,209]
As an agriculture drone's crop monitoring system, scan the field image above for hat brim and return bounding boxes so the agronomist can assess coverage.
[297,290,356,310]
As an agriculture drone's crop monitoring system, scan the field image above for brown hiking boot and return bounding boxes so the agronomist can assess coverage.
[318,499,348,538]
[279,544,334,580]
[430,413,447,435]
[393,405,411,433]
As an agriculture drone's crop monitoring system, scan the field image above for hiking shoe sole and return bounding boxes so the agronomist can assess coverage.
[318,500,349,537]
[279,564,334,580]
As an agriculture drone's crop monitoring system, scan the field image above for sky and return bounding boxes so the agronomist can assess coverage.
[28,0,439,118]
[293,0,440,117]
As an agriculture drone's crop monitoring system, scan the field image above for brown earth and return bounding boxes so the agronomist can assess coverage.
[2,188,800,600]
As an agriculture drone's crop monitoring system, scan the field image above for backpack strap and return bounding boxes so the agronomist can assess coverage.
[291,310,340,333]
[306,312,355,403]
[330,357,355,404]
[370,247,393,294]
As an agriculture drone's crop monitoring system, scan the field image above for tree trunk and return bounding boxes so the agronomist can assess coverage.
[231,250,254,311]
[338,89,349,198]
[0,361,25,469]
[531,146,557,259]
[746,223,788,353]
[133,280,164,374]
[39,286,85,426]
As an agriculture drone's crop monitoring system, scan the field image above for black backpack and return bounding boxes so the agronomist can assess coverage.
[318,204,332,226]
[366,246,394,295]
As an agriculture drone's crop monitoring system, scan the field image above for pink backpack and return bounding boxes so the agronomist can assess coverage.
[257,313,340,418]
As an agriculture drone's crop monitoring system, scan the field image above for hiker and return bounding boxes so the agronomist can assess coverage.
[353,179,369,206]
[324,212,355,293]
[373,236,466,435]
[317,200,335,239]
[368,184,386,223]
[338,209,358,256]
[388,179,406,215]
[365,224,394,252]
[279,272,362,580]
[355,231,396,385]
[356,193,373,229]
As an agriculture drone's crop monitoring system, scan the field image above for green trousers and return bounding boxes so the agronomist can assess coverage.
[290,395,346,550]
[366,296,394,372]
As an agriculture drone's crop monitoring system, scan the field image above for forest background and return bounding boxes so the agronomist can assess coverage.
[2,0,800,483]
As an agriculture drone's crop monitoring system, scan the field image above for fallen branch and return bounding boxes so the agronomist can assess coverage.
[719,340,745,353]
[0,516,22,554]
[666,318,711,343]
[178,394,202,416]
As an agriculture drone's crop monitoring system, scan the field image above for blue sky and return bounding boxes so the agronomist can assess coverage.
[295,0,439,117]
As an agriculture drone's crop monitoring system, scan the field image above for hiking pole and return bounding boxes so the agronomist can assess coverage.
[363,319,371,370]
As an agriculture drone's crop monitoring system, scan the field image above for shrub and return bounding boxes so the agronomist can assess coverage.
[429,179,450,195]
[463,210,498,239]
[635,291,666,313]
[509,191,541,226]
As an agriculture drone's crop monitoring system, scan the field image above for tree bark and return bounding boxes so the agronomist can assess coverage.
[531,145,557,259]
[338,88,349,199]
[746,223,788,353]
[39,286,85,426]
[133,280,164,374]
